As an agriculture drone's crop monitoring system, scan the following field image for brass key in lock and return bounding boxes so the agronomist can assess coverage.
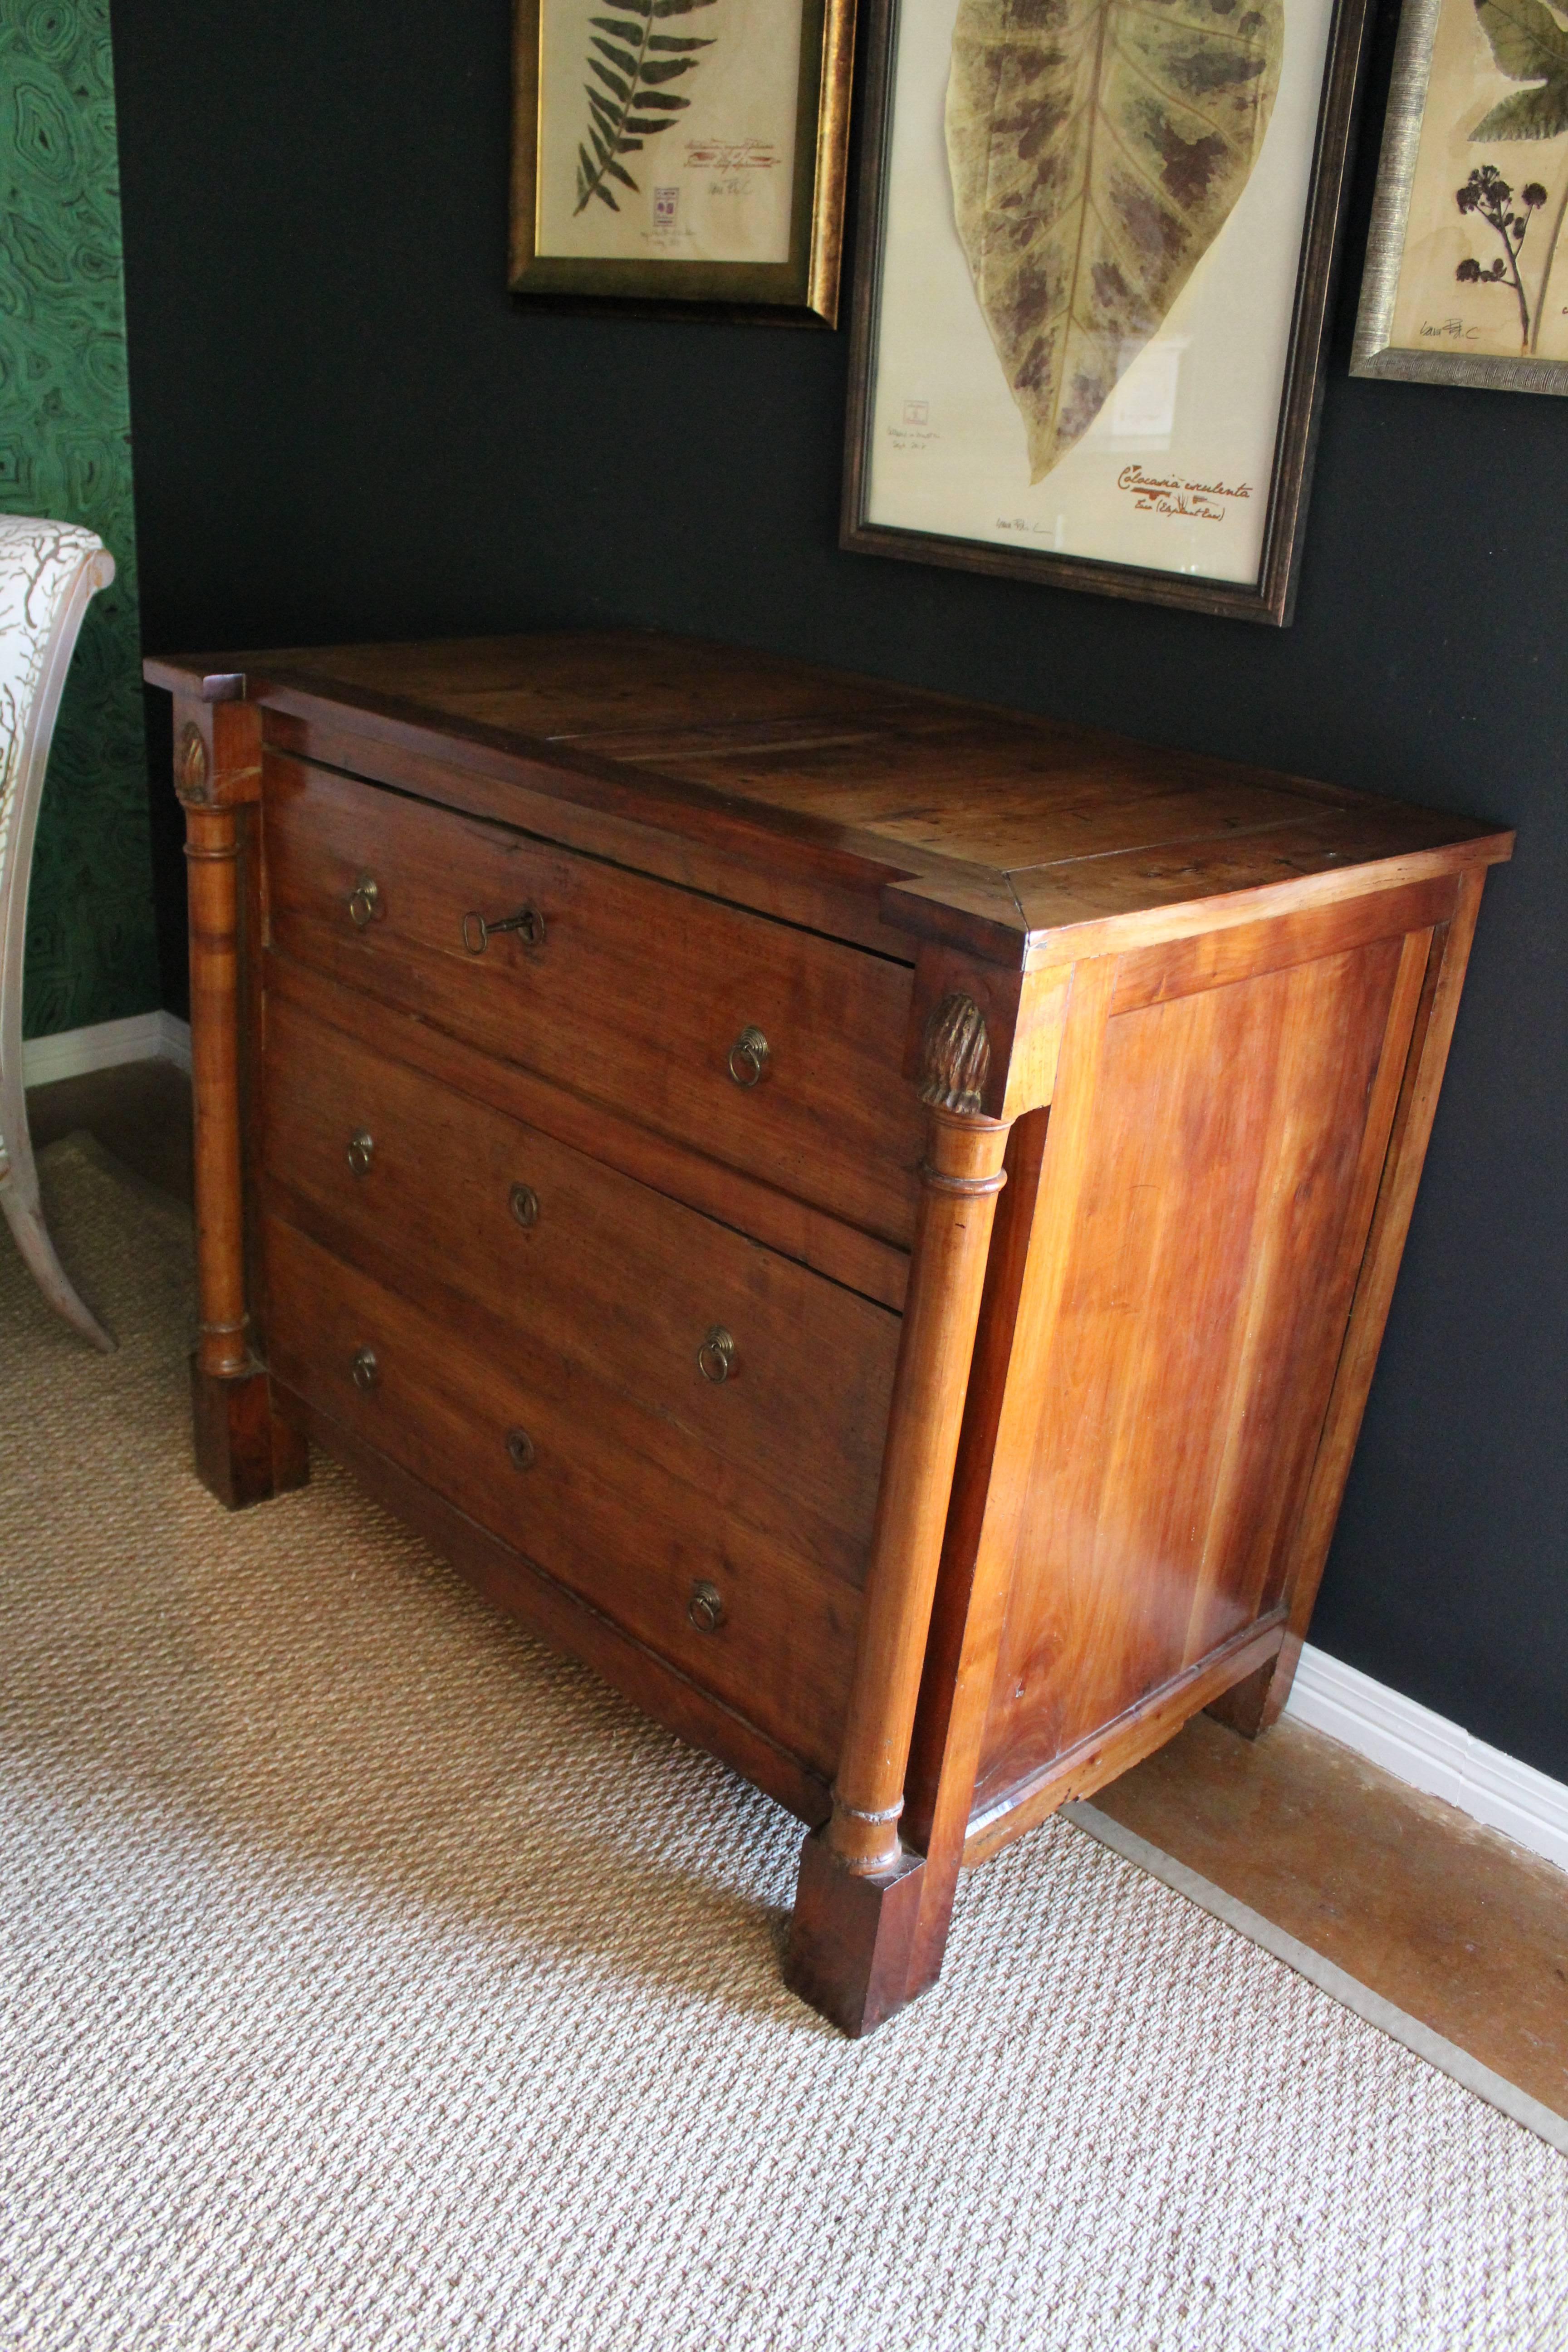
[461,905,546,956]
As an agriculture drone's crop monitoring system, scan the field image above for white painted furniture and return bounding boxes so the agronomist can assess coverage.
[0,516,117,1350]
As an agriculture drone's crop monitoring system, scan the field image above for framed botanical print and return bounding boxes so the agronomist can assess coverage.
[1352,0,1568,390]
[841,0,1375,623]
[510,0,856,323]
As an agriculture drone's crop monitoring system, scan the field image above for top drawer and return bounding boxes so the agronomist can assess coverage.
[264,757,924,1249]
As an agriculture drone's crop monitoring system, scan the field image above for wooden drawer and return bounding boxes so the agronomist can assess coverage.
[261,984,900,1569]
[264,1216,861,1778]
[264,756,924,1247]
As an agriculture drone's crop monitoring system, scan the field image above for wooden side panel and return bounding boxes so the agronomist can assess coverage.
[973,921,1430,1814]
[1210,870,1490,1733]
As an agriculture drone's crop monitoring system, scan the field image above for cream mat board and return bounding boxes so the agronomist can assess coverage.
[3,1137,1565,2352]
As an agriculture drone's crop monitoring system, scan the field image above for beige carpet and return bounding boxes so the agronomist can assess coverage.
[3,1137,1565,2352]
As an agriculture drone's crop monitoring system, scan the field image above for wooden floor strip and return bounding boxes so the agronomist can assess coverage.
[1065,1799,1568,2159]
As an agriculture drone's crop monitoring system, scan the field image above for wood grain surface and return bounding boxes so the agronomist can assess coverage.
[280,1390,836,1829]
[262,988,900,1557]
[264,755,925,1247]
[145,632,1512,976]
[265,1216,861,1780]
[968,924,1431,1823]
[143,630,1514,2034]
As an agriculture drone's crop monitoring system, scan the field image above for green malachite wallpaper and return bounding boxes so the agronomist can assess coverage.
[0,0,158,1039]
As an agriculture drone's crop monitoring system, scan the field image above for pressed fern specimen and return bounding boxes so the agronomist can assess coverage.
[575,0,718,217]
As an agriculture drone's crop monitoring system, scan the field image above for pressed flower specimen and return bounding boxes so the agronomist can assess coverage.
[1462,0,1568,353]
[1455,165,1548,346]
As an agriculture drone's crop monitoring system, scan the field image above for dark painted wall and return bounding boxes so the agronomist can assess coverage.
[111,0,1566,1777]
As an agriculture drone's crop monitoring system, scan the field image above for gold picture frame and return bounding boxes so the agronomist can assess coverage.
[509,0,856,324]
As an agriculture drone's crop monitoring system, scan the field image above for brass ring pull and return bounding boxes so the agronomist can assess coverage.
[462,905,546,956]
[509,1181,539,1229]
[348,874,380,929]
[506,1427,536,1472]
[687,1580,725,1633]
[346,1130,374,1177]
[727,1026,769,1088]
[696,1325,736,1385]
[351,1346,379,1394]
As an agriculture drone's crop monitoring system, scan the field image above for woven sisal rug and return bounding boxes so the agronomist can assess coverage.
[2,1137,1564,2351]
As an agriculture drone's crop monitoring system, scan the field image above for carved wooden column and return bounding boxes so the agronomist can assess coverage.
[785,991,1010,2036]
[174,683,309,1509]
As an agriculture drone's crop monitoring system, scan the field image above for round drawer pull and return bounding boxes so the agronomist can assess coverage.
[350,1346,379,1394]
[346,1129,374,1177]
[687,1579,725,1633]
[462,905,546,956]
[506,1426,536,1472]
[347,874,380,929]
[696,1325,736,1385]
[509,1181,539,1229]
[727,1026,770,1088]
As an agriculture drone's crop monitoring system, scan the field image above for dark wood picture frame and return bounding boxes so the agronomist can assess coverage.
[841,0,1375,624]
[510,0,857,326]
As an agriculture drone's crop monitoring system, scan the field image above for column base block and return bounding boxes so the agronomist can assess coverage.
[784,1831,928,2038]
[190,1355,310,1510]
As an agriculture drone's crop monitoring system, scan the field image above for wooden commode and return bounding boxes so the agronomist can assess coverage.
[147,632,1512,2036]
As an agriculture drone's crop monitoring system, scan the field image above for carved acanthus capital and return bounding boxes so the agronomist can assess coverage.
[175,721,211,807]
[919,990,990,1115]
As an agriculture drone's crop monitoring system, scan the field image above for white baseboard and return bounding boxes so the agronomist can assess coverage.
[1287,1644,1568,1874]
[22,1010,191,1087]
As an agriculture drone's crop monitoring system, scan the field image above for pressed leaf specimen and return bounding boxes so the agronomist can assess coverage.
[574,0,718,217]
[1472,0,1568,136]
[946,0,1284,484]
[1468,0,1568,352]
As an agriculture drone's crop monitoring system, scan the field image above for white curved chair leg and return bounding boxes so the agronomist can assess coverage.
[0,1160,116,1354]
[0,817,115,1353]
[0,516,121,1353]
[0,971,115,1351]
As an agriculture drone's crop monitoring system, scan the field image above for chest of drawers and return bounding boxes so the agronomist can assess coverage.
[148,632,1511,2037]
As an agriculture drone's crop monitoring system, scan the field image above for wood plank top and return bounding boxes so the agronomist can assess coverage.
[146,631,1514,969]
